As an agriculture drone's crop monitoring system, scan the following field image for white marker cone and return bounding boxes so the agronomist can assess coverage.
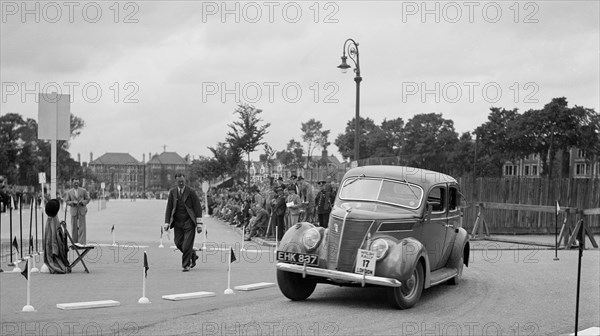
[39,251,50,273]
[12,258,22,273]
[30,254,39,273]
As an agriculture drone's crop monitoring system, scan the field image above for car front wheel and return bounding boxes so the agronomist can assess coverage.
[277,270,317,301]
[388,262,424,309]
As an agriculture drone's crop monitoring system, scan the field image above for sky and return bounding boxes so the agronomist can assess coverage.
[1,1,599,164]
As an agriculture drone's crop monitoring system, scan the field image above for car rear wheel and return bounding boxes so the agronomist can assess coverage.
[448,252,464,285]
[388,262,424,309]
[277,270,317,301]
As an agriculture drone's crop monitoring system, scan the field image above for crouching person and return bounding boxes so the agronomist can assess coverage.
[245,202,269,240]
[44,199,71,274]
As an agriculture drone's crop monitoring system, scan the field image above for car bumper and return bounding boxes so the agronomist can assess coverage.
[276,262,402,287]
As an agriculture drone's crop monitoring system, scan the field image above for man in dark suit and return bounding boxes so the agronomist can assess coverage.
[164,173,203,272]
[271,186,287,240]
[315,180,334,228]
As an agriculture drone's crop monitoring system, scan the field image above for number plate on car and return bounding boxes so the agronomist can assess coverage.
[276,251,319,266]
[355,249,376,275]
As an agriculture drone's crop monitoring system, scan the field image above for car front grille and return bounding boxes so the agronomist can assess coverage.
[327,216,374,272]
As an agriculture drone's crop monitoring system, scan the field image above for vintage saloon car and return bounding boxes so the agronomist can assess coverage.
[276,166,470,309]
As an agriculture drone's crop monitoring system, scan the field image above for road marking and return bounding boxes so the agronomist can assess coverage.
[569,327,600,336]
[234,282,276,291]
[162,292,215,301]
[56,300,120,310]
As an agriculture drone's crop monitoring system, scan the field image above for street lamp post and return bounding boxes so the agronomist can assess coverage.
[337,38,362,163]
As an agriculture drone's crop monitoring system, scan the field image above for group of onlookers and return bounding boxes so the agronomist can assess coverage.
[208,175,338,240]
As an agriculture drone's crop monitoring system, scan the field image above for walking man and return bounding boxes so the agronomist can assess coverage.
[64,177,90,244]
[164,173,203,272]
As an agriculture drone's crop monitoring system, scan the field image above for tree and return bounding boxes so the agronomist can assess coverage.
[334,117,379,161]
[510,98,600,177]
[189,156,222,183]
[207,142,243,179]
[0,113,26,183]
[381,118,405,156]
[276,139,304,173]
[401,113,458,172]
[301,119,330,167]
[259,144,276,175]
[0,112,86,186]
[474,107,520,177]
[449,132,475,176]
[225,104,270,183]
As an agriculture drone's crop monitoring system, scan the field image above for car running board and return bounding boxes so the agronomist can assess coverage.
[429,267,458,286]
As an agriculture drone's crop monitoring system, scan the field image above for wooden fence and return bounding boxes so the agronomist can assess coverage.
[459,177,600,234]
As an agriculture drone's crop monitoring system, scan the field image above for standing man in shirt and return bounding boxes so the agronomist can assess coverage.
[164,173,203,272]
[64,177,90,244]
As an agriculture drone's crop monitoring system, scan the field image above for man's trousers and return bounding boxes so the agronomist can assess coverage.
[173,219,196,268]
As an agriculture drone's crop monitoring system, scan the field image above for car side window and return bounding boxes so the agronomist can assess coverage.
[449,187,458,211]
[427,186,446,212]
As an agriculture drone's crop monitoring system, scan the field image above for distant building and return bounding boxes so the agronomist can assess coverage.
[503,148,599,178]
[146,151,189,192]
[88,151,191,196]
[88,152,145,195]
[249,150,342,183]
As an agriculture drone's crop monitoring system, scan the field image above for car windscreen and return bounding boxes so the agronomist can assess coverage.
[339,177,423,209]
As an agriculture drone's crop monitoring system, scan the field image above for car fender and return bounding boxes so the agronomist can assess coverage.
[446,227,470,269]
[279,222,322,254]
[376,237,430,284]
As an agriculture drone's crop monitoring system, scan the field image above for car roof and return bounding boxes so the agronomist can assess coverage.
[342,165,457,188]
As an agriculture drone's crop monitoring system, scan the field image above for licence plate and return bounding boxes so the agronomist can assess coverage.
[276,251,319,266]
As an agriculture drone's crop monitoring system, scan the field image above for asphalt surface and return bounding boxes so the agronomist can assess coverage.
[0,199,599,336]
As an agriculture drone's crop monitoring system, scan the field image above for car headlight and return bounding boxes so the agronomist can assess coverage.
[370,238,389,260]
[302,228,321,251]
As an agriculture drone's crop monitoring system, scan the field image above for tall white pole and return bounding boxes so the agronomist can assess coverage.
[142,267,146,297]
[224,248,234,295]
[51,139,57,199]
[23,261,34,312]
[138,266,150,304]
[51,94,58,199]
[240,223,245,251]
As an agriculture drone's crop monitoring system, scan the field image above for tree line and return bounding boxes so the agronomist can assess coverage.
[1,97,598,188]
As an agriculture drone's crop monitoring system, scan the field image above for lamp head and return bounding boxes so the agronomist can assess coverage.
[337,55,351,74]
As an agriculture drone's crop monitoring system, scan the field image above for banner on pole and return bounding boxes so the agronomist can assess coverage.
[38,172,46,184]
[38,93,70,140]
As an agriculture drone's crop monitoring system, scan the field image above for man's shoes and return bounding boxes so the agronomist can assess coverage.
[191,253,198,268]
[182,266,190,272]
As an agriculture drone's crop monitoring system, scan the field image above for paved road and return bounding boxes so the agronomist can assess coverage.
[1,199,598,335]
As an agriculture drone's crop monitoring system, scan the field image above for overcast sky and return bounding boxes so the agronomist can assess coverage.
[1,1,598,163]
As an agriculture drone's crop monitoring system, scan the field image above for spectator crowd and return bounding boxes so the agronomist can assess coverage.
[206,176,338,241]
